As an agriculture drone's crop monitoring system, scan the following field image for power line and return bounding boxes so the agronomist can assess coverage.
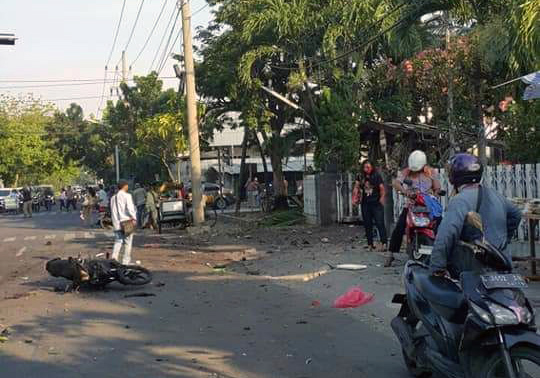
[149,3,178,72]
[131,0,169,67]
[192,2,208,17]
[105,0,127,69]
[0,75,177,84]
[156,9,181,74]
[0,76,178,89]
[123,0,146,53]
[157,25,182,74]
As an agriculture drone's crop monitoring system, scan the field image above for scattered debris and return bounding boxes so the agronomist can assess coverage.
[48,347,60,355]
[45,241,52,246]
[155,282,166,287]
[321,237,329,243]
[24,339,33,344]
[311,300,321,307]
[334,287,374,309]
[243,327,251,331]
[305,358,313,365]
[296,320,308,325]
[336,264,367,271]
[124,292,156,298]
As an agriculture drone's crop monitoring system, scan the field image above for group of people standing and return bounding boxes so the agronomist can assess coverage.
[353,150,441,267]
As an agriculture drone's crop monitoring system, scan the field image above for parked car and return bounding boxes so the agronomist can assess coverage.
[0,188,14,212]
[186,182,235,210]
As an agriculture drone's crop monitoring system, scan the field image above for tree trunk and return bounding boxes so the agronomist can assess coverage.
[235,125,249,214]
[253,129,269,191]
[473,72,487,165]
[269,137,288,211]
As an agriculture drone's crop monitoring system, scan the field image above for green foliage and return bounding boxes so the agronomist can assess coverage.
[0,96,79,187]
[313,86,360,171]
[500,101,540,163]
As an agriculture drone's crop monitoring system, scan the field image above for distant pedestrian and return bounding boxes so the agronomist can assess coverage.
[111,180,137,265]
[132,183,146,228]
[21,186,32,218]
[81,187,97,227]
[145,185,159,230]
[66,186,76,211]
[59,188,67,211]
[245,177,259,209]
[353,160,387,252]
[97,184,108,211]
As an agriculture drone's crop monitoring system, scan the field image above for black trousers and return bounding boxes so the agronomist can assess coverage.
[389,208,408,253]
[361,201,387,246]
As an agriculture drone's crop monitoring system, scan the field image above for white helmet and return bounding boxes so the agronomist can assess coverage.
[408,150,427,172]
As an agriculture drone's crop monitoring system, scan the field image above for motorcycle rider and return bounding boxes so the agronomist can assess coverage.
[388,150,441,266]
[430,153,522,277]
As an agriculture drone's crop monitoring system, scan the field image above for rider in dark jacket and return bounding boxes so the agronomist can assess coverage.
[430,154,522,277]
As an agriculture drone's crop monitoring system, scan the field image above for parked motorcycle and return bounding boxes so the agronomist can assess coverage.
[401,178,445,263]
[391,211,540,378]
[46,256,152,290]
[31,194,42,212]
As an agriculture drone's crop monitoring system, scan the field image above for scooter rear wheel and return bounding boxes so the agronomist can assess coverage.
[407,234,433,264]
[474,345,540,378]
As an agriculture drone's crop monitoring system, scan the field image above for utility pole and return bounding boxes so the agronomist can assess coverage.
[121,50,127,83]
[445,12,456,157]
[115,145,120,183]
[180,0,204,225]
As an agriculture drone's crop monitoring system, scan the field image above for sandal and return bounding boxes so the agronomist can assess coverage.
[383,254,395,267]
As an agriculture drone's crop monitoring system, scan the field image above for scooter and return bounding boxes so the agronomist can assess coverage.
[401,178,445,263]
[391,212,540,378]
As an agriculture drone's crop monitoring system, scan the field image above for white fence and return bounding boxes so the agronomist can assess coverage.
[393,164,540,242]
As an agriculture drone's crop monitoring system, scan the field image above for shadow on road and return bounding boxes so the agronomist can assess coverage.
[0,266,407,378]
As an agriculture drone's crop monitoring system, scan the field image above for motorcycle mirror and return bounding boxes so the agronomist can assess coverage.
[403,179,413,186]
[466,211,483,232]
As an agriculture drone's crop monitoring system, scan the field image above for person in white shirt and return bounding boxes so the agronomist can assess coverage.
[111,180,137,265]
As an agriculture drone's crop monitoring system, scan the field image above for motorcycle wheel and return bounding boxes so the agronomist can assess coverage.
[99,219,113,230]
[214,196,227,210]
[117,265,153,286]
[474,346,540,378]
[402,348,431,377]
[407,234,433,264]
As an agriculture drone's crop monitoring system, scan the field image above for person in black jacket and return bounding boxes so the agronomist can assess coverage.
[354,160,387,252]
[21,186,32,218]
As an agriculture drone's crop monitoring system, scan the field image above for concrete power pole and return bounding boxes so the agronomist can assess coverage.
[180,0,204,225]
[121,50,127,83]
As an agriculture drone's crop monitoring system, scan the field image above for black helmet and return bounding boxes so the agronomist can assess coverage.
[448,153,483,188]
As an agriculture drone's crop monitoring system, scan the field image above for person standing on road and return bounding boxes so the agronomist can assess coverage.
[145,185,159,230]
[21,186,32,218]
[81,187,97,227]
[353,160,388,252]
[111,180,137,265]
[132,183,146,228]
[66,186,76,212]
[245,177,259,209]
[97,184,108,211]
[59,188,67,212]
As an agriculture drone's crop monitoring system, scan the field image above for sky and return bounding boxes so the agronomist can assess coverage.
[0,0,213,118]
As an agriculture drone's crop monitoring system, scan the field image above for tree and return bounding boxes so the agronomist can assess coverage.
[0,96,78,187]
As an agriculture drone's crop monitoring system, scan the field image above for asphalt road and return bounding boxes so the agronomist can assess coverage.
[0,210,411,378]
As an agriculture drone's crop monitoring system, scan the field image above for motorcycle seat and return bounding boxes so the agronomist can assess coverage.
[413,270,467,323]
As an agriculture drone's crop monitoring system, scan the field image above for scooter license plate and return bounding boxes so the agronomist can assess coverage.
[481,274,528,289]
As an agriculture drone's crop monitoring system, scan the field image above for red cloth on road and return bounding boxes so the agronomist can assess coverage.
[333,287,374,308]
